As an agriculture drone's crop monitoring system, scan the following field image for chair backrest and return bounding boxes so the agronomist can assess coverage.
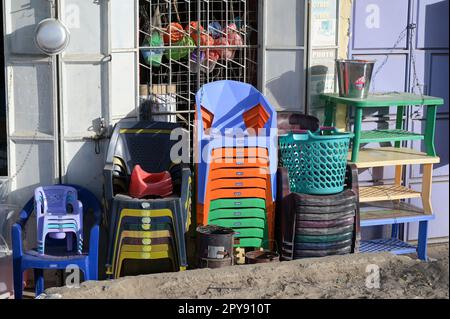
[15,184,101,255]
[106,121,188,175]
[195,80,277,136]
[34,185,81,216]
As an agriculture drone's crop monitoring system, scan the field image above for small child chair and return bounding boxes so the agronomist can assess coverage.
[12,184,101,299]
[35,186,83,254]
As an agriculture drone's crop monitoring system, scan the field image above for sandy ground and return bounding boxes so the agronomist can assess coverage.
[43,244,449,299]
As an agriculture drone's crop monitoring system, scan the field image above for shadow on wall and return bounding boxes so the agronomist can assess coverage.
[5,0,51,55]
[308,64,330,121]
[265,70,302,111]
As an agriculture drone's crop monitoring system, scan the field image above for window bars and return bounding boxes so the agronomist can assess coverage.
[138,0,259,133]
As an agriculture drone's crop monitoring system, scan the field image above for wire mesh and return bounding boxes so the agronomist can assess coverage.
[138,0,259,137]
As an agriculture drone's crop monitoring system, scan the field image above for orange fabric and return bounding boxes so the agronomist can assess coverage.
[164,22,184,44]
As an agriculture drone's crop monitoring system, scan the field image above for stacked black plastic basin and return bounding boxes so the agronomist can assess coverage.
[280,188,358,259]
[277,164,360,260]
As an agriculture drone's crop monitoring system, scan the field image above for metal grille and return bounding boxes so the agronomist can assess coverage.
[138,0,259,136]
[360,238,417,255]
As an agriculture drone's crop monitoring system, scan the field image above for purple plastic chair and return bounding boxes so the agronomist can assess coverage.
[12,184,102,299]
[35,186,83,254]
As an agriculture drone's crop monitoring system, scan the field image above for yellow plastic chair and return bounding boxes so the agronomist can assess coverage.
[111,209,177,269]
[110,230,173,276]
[115,250,176,279]
[114,243,174,274]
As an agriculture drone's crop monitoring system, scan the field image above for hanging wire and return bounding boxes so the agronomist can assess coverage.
[359,22,425,183]
[370,26,408,93]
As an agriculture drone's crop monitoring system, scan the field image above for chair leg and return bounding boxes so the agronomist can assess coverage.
[67,233,73,252]
[82,264,90,282]
[13,262,24,299]
[34,269,45,297]
[78,231,83,254]
[417,220,429,261]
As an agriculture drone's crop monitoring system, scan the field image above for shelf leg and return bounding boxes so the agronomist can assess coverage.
[417,220,429,261]
[351,107,363,163]
[425,105,437,156]
[392,165,404,240]
[422,164,434,215]
[395,165,403,185]
[391,224,399,238]
[324,100,335,127]
[336,104,348,131]
[395,105,405,148]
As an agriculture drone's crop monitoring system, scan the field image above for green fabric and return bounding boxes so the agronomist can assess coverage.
[142,31,164,67]
[164,36,195,61]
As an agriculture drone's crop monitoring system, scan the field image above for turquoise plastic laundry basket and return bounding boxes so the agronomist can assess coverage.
[279,128,353,195]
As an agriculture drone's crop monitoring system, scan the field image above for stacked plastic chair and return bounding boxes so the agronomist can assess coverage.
[35,186,83,255]
[277,113,360,260]
[195,80,277,253]
[104,121,191,278]
[12,184,101,299]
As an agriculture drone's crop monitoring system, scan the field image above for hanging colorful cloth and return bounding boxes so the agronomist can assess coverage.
[214,23,243,61]
[165,36,195,61]
[208,21,223,39]
[141,5,164,67]
[164,22,184,44]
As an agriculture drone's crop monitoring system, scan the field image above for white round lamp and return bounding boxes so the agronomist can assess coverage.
[34,18,70,55]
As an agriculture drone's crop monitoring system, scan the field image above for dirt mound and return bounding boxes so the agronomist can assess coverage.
[44,244,448,299]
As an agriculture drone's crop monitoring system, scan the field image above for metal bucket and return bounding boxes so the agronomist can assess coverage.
[196,225,235,268]
[336,59,375,99]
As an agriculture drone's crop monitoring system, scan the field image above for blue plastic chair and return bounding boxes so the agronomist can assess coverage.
[11,184,102,299]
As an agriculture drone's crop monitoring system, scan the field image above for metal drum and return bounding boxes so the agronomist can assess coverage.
[196,225,235,268]
[336,59,375,99]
